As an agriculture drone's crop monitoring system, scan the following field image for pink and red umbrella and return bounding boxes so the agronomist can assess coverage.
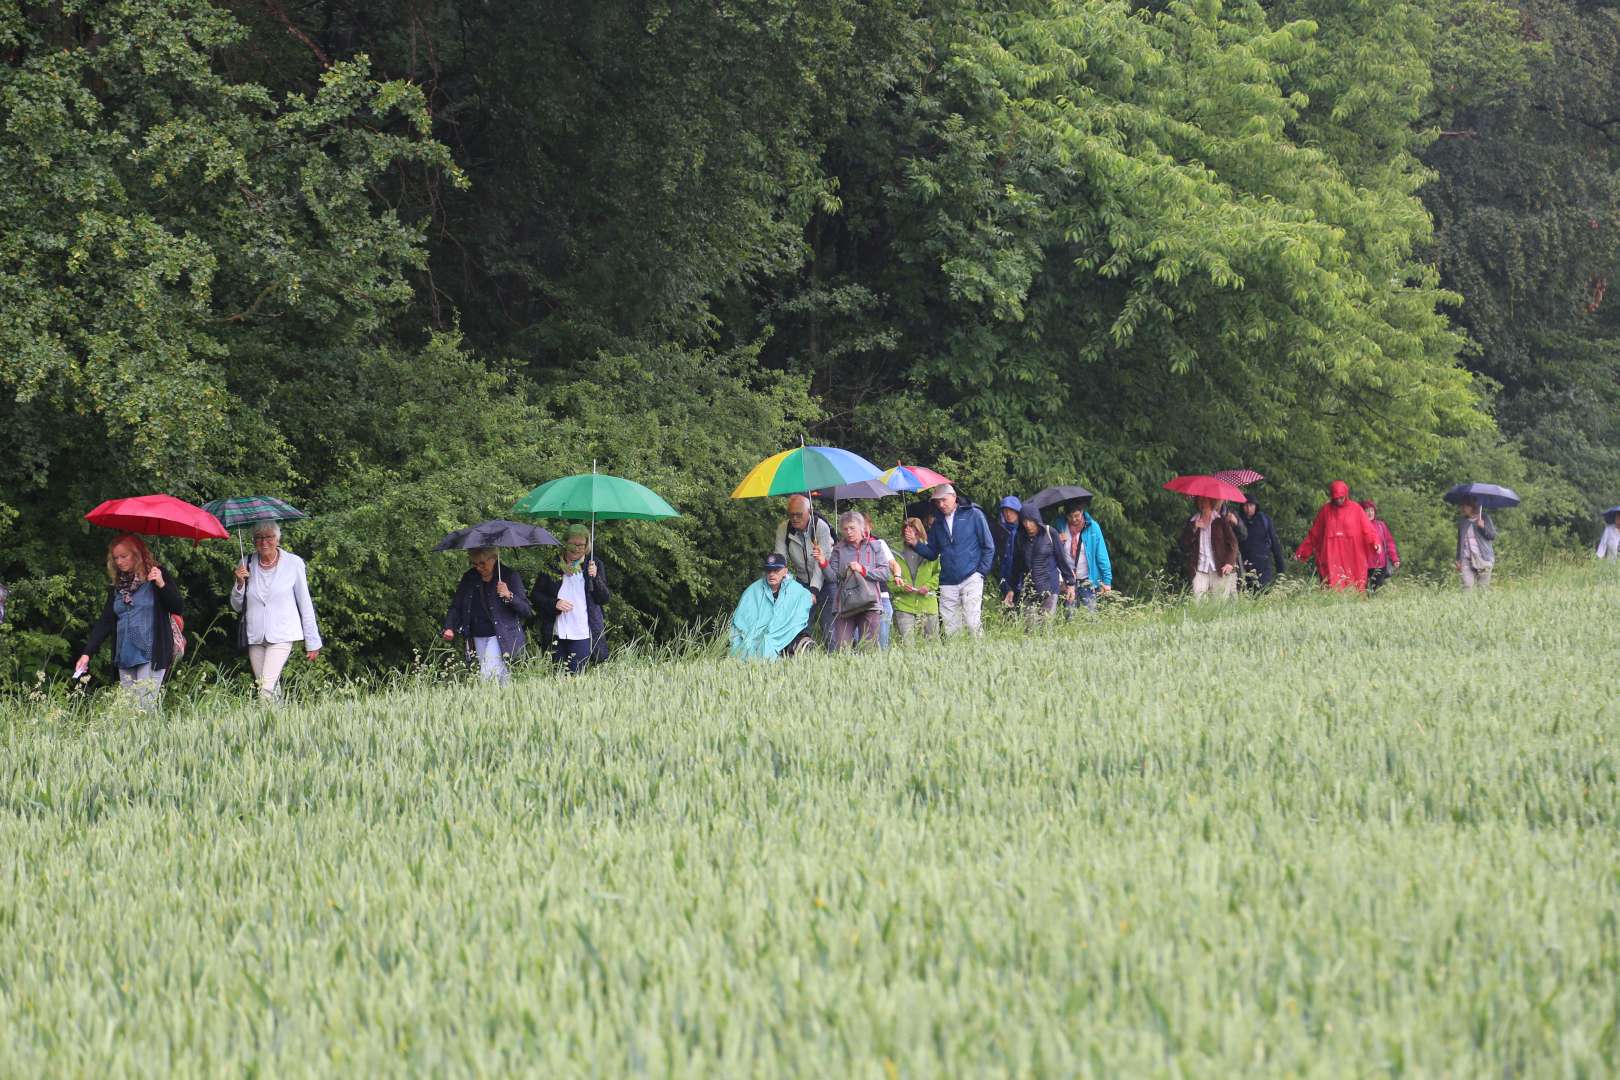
[1163,475,1247,503]
[881,464,953,493]
[85,495,229,544]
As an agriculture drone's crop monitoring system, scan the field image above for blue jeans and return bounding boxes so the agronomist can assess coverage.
[553,637,591,675]
[1064,585,1098,615]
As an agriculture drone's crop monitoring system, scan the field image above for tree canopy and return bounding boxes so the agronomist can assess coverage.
[0,0,1606,680]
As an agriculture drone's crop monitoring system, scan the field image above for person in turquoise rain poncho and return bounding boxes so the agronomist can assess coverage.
[729,553,816,660]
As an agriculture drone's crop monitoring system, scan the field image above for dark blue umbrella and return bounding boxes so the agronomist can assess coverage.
[1604,506,1620,525]
[433,520,560,551]
[1444,483,1520,509]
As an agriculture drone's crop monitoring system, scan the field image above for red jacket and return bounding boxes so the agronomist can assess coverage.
[1295,487,1378,591]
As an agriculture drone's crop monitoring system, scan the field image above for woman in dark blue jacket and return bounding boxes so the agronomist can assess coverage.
[442,547,533,684]
[1237,496,1287,589]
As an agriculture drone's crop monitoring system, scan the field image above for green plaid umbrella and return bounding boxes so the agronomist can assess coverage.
[201,496,308,560]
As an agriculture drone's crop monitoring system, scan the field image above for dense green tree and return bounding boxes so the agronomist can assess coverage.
[1423,0,1620,528]
[762,0,1493,578]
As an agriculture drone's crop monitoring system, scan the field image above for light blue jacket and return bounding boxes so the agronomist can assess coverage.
[1055,516,1113,588]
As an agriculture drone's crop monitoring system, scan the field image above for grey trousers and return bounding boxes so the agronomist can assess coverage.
[1460,563,1493,590]
[894,611,939,641]
[118,664,166,711]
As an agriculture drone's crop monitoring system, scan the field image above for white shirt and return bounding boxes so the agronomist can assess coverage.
[1068,530,1089,582]
[229,550,322,649]
[1194,519,1216,574]
[555,569,590,640]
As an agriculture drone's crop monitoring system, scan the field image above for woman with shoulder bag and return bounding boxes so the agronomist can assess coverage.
[818,511,892,651]
[73,534,184,711]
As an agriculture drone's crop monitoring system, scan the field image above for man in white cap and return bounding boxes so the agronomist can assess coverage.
[912,484,996,636]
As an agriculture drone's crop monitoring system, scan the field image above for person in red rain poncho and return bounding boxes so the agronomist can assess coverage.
[1293,480,1382,591]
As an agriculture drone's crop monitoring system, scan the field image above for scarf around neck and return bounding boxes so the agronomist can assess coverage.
[115,570,144,607]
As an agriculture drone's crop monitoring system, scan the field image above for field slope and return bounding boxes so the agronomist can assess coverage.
[3,570,1619,1075]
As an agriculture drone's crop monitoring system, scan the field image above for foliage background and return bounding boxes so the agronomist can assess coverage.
[0,0,1611,682]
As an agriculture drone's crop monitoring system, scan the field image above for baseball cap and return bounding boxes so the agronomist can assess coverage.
[762,553,787,571]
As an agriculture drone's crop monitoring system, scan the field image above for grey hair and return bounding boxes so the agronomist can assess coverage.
[251,521,282,540]
[837,510,865,531]
[468,546,499,561]
[787,493,811,512]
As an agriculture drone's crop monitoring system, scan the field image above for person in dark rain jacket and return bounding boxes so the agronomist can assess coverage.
[1237,496,1287,589]
[442,547,533,685]
[994,495,1023,592]
[1000,504,1076,619]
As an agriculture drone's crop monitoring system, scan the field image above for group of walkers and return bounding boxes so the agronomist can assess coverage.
[54,476,1618,704]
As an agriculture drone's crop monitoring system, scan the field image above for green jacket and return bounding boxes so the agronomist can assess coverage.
[891,551,940,616]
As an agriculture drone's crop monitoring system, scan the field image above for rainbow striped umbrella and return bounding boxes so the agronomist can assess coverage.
[731,446,885,499]
[880,464,953,493]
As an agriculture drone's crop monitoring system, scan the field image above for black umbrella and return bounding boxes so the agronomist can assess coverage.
[433,519,560,551]
[434,520,560,577]
[1025,485,1094,512]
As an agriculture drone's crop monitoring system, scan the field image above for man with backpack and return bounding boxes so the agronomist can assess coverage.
[1001,504,1077,621]
[913,485,997,637]
[775,493,835,639]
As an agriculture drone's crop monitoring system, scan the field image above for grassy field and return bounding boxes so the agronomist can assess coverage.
[2,567,1618,1076]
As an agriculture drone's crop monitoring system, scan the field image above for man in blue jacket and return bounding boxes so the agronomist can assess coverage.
[914,484,996,636]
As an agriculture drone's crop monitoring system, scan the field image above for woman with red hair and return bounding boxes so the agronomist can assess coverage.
[73,534,185,710]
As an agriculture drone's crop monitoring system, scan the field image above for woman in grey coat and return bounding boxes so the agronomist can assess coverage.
[1454,498,1497,590]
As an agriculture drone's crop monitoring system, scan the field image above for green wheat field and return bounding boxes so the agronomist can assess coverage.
[3,568,1618,1076]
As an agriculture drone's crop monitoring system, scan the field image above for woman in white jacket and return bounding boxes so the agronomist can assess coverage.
[1598,508,1620,560]
[230,521,322,700]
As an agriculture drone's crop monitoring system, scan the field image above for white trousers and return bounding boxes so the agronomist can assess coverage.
[247,642,294,701]
[937,573,985,636]
[1192,571,1237,600]
[474,636,510,684]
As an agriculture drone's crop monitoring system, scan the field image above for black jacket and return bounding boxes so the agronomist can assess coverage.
[1236,504,1286,585]
[444,565,533,659]
[1003,505,1076,597]
[81,568,185,672]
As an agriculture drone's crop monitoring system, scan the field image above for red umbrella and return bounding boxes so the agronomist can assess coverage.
[1163,475,1247,503]
[85,495,229,543]
[1213,469,1264,487]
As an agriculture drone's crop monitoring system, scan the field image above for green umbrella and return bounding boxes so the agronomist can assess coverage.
[201,495,308,561]
[511,467,679,557]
